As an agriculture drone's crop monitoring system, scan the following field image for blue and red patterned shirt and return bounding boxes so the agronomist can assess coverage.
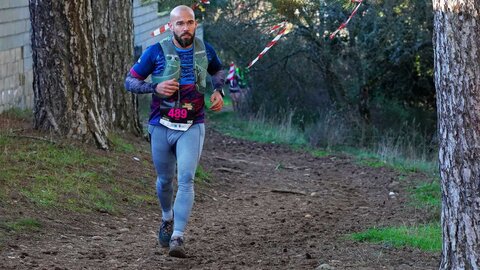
[125,39,224,125]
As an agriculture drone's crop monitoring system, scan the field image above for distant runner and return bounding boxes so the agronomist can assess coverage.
[228,71,242,112]
[228,67,249,112]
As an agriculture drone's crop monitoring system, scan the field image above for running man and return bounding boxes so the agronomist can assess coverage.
[124,5,226,258]
[228,71,242,112]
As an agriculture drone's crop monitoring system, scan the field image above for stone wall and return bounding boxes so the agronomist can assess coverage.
[133,1,170,52]
[0,0,33,113]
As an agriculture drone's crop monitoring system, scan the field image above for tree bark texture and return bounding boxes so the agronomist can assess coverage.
[433,1,480,269]
[29,0,141,149]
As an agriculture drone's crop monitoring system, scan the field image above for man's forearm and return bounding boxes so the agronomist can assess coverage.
[211,70,226,90]
[124,73,157,94]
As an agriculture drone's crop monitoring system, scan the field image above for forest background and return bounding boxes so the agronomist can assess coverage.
[157,0,436,167]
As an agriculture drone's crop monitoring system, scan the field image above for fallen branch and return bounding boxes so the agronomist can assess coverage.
[197,190,218,201]
[282,165,310,171]
[6,128,26,133]
[215,156,276,166]
[275,164,309,170]
[215,156,256,165]
[7,134,57,144]
[271,189,307,196]
[216,167,245,174]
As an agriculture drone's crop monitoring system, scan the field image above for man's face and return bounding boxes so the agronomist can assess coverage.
[169,10,197,48]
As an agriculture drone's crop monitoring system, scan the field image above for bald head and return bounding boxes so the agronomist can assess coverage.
[168,5,197,48]
[170,5,195,21]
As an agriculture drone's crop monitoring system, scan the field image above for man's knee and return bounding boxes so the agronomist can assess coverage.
[177,173,195,193]
[156,176,174,190]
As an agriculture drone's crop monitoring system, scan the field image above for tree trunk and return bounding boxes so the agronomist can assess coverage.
[29,0,141,150]
[92,1,141,135]
[433,1,480,269]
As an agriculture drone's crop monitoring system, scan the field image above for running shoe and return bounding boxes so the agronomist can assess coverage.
[169,236,186,258]
[158,219,173,247]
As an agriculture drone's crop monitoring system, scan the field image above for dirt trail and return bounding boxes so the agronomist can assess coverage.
[0,127,439,269]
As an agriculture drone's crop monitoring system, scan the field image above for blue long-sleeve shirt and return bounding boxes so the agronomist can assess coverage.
[125,40,225,125]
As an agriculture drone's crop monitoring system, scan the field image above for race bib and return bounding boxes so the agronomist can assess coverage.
[159,103,195,131]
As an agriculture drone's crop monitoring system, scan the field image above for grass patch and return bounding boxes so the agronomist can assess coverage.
[409,180,441,213]
[195,165,211,184]
[0,133,132,213]
[110,134,135,153]
[0,218,42,249]
[3,218,42,232]
[21,183,58,207]
[90,189,115,213]
[359,157,387,168]
[130,193,158,205]
[207,111,307,147]
[351,223,441,252]
[308,149,330,157]
[340,147,437,175]
[1,108,32,119]
[390,159,437,174]
[336,148,389,169]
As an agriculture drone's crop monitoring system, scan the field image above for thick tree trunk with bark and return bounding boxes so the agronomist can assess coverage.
[29,0,141,149]
[433,1,480,269]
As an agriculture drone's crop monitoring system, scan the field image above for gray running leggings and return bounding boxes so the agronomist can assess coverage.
[148,123,205,236]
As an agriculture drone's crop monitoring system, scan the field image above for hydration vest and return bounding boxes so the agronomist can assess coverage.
[151,36,209,93]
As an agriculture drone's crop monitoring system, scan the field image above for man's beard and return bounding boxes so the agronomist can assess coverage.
[174,32,195,48]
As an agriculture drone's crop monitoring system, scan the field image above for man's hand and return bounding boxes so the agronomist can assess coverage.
[209,91,224,111]
[155,78,179,97]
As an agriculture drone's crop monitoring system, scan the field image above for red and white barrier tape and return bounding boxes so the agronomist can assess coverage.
[192,0,210,11]
[266,21,287,34]
[247,22,289,69]
[226,63,236,80]
[151,24,170,37]
[329,0,363,39]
